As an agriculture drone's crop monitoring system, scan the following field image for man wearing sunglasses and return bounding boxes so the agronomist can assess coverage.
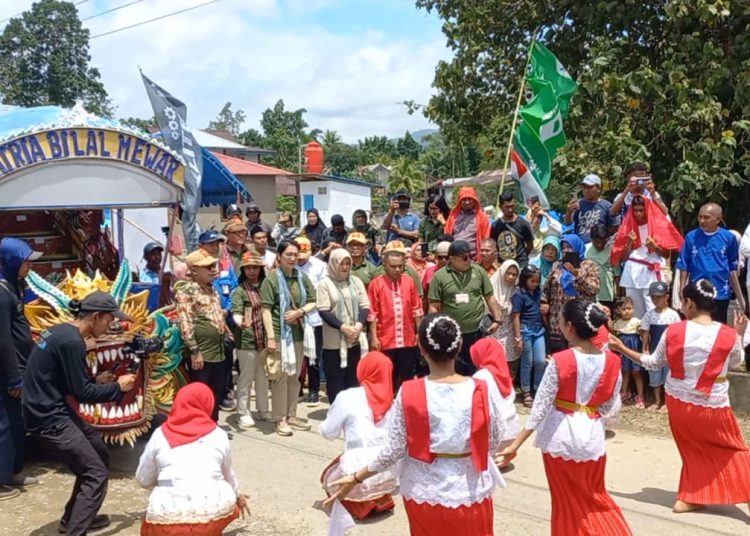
[427,240,503,375]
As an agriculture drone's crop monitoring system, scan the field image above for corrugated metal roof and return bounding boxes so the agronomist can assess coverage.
[212,152,291,176]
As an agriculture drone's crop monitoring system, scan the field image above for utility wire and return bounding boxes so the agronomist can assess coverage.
[81,0,146,22]
[91,0,221,39]
[0,0,90,24]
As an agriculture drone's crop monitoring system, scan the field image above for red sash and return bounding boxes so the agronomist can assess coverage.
[666,320,737,395]
[553,349,620,418]
[401,377,489,472]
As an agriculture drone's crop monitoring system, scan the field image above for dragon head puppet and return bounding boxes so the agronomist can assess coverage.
[25,261,188,446]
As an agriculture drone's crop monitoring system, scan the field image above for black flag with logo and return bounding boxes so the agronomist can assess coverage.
[140,72,203,251]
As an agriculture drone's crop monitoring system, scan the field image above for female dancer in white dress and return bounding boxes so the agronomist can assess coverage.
[324,314,505,535]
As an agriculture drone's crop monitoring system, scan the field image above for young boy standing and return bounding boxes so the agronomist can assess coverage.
[640,281,681,410]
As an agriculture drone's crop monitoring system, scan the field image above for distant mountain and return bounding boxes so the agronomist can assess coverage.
[389,128,439,147]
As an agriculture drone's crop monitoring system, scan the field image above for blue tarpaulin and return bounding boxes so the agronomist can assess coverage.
[200,147,253,206]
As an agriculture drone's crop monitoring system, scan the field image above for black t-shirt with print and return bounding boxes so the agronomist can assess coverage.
[490,217,534,268]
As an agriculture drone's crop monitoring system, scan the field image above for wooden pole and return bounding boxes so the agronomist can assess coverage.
[497,30,539,204]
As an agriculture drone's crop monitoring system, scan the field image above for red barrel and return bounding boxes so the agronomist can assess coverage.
[304,141,324,173]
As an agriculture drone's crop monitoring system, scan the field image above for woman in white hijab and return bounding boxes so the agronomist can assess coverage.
[489,260,521,377]
[317,248,370,403]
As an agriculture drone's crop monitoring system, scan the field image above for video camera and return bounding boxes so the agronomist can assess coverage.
[123,335,163,373]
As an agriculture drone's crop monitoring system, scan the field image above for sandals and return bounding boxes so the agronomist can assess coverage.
[522,391,534,408]
[634,396,646,409]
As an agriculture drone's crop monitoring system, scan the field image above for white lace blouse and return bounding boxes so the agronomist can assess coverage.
[368,378,505,508]
[525,350,622,462]
[320,387,398,500]
[474,368,520,442]
[640,321,743,408]
[135,427,239,524]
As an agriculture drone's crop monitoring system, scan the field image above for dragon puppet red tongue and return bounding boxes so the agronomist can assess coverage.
[70,341,148,429]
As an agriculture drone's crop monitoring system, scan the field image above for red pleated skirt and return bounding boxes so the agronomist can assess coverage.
[666,394,750,505]
[140,507,238,536]
[542,454,632,536]
[403,496,494,536]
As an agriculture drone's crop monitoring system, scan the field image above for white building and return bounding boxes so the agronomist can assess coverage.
[294,174,374,227]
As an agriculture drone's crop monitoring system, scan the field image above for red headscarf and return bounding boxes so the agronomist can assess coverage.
[470,338,513,398]
[161,383,218,448]
[443,187,491,259]
[610,196,683,265]
[356,352,394,423]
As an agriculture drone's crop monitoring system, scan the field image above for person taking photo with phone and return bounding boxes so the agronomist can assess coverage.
[610,162,669,219]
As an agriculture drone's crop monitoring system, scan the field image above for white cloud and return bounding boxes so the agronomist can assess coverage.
[0,1,449,142]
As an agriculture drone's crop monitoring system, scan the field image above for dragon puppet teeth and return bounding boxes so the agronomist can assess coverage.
[125,405,131,418]
[116,406,124,419]
[91,360,98,376]
[136,395,144,409]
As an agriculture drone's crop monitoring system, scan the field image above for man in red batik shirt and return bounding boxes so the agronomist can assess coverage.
[368,241,424,390]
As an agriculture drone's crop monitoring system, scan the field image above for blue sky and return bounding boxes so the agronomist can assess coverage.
[0,0,450,141]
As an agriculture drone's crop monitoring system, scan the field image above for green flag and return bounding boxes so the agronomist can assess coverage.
[520,79,566,159]
[529,42,578,118]
[514,121,551,189]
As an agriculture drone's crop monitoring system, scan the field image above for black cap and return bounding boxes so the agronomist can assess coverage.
[331,214,345,226]
[394,189,411,199]
[80,291,130,320]
[142,242,164,256]
[448,240,472,256]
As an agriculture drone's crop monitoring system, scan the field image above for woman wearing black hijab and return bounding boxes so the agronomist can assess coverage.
[301,208,327,247]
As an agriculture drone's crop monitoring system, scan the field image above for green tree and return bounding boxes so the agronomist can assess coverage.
[417,0,750,229]
[0,0,111,116]
[119,116,158,132]
[207,101,246,137]
[237,128,265,148]
[253,99,316,171]
[397,131,422,160]
[388,157,426,195]
[321,129,342,147]
[358,136,397,163]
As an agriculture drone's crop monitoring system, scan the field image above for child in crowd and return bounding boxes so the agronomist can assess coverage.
[585,223,618,313]
[512,266,547,408]
[640,281,681,411]
[613,297,646,409]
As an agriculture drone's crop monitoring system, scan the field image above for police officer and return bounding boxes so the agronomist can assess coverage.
[22,292,136,535]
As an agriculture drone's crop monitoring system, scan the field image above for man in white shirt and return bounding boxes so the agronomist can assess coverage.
[294,237,327,406]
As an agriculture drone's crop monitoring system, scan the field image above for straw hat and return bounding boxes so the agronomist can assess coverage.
[240,249,265,268]
[186,249,218,267]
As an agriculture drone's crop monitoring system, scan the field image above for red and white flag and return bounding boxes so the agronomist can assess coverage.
[511,149,550,208]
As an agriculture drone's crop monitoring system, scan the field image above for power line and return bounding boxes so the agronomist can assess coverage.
[81,0,146,22]
[91,0,222,39]
[0,0,90,24]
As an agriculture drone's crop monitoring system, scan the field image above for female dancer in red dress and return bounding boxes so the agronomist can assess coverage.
[610,279,750,514]
[498,299,632,535]
[324,314,506,535]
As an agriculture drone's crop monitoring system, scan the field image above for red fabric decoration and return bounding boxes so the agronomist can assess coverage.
[610,196,683,265]
[470,338,513,398]
[402,377,489,472]
[666,321,738,395]
[161,383,218,449]
[356,352,394,424]
[553,349,620,419]
[443,187,491,260]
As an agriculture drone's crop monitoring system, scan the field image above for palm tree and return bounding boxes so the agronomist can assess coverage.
[387,157,425,195]
[321,129,342,147]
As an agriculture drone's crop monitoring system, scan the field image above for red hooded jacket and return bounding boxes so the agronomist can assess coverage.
[443,187,491,259]
[610,196,683,265]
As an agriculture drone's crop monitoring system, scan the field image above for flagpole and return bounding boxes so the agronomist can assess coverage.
[497,29,539,202]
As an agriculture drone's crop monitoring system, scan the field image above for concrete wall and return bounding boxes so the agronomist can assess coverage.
[298,180,371,228]
[729,372,750,414]
[196,174,279,231]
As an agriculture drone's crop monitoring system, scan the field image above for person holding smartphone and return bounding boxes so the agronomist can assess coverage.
[610,162,669,219]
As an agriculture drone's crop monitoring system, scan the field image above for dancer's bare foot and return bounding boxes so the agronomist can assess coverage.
[673,499,705,513]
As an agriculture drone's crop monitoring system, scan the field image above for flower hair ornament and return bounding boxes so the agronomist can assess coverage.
[584,303,597,333]
[426,315,462,354]
[695,279,718,299]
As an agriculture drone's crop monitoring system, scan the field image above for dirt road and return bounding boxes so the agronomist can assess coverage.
[6,404,750,535]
